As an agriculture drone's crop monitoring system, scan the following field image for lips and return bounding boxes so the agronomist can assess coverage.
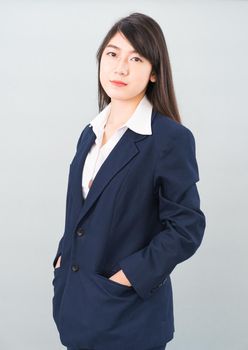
[110,80,127,87]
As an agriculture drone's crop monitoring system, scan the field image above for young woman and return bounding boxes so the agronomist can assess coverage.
[52,12,206,350]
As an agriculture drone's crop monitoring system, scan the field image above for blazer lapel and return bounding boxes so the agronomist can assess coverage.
[71,109,157,230]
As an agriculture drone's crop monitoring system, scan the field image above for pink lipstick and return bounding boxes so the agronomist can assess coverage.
[110,80,128,87]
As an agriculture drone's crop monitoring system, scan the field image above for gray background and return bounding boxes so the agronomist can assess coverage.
[0,0,247,349]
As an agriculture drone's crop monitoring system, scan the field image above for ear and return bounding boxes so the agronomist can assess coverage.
[150,71,156,83]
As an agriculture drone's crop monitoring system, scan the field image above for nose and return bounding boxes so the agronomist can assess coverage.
[114,57,128,75]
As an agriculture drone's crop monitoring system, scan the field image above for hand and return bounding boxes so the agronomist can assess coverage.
[55,255,61,269]
[109,269,132,287]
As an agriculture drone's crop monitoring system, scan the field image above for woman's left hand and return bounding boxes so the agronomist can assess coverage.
[109,269,132,287]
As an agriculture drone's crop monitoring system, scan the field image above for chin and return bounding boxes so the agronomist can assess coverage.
[105,90,130,100]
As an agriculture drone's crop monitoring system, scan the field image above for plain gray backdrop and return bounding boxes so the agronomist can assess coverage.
[0,0,247,349]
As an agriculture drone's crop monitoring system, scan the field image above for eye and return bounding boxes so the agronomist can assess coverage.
[106,51,116,57]
[131,57,142,62]
[106,51,142,62]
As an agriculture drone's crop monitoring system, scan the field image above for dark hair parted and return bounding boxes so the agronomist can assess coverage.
[96,12,182,124]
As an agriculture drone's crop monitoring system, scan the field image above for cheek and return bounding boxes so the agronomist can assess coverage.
[134,70,151,87]
[100,70,107,87]
[100,62,111,80]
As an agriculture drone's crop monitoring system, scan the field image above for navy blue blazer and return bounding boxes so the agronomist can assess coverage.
[52,109,206,350]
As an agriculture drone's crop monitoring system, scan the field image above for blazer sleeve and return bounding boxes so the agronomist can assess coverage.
[52,173,71,269]
[52,124,90,269]
[118,126,206,300]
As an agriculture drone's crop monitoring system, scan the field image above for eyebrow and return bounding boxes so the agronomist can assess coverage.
[105,44,139,54]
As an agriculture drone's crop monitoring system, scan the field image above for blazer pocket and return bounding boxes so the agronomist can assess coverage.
[94,270,134,290]
[53,266,62,275]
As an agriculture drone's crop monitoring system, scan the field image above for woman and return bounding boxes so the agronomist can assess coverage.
[52,12,206,350]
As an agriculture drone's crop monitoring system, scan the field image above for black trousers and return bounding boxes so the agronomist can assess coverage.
[67,346,167,350]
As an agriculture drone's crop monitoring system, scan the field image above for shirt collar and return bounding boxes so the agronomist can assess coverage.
[89,94,153,140]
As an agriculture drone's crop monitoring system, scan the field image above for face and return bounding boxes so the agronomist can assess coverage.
[100,31,156,103]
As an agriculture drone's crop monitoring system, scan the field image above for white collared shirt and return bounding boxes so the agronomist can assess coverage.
[82,94,153,199]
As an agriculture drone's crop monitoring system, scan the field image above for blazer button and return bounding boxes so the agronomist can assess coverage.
[71,264,79,272]
[76,227,85,236]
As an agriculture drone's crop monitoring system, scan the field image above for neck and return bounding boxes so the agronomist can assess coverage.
[106,93,145,128]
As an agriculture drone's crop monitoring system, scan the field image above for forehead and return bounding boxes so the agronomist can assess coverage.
[105,32,138,53]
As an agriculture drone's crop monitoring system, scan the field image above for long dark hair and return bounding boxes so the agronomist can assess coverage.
[96,12,182,124]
